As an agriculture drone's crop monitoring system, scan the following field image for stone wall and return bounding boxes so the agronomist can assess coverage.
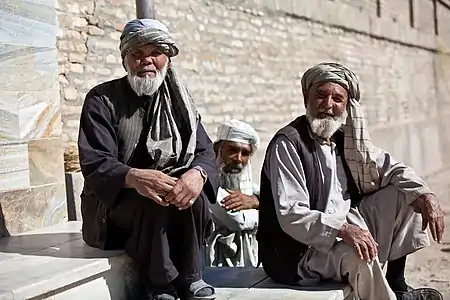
[57,0,450,189]
[0,0,67,234]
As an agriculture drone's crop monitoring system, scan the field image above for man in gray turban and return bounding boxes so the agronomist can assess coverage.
[78,19,218,300]
[257,62,444,300]
[205,119,261,268]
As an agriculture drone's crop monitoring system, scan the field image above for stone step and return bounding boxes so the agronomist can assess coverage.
[0,221,138,300]
[0,221,351,299]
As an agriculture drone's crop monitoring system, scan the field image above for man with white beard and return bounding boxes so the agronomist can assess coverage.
[78,19,219,300]
[205,120,260,268]
[257,62,445,300]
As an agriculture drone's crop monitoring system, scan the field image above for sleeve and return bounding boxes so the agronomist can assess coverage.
[208,187,259,232]
[191,119,220,204]
[77,91,131,209]
[376,148,433,205]
[267,135,345,253]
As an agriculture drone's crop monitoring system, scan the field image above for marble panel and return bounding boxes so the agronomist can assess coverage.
[0,0,57,47]
[0,43,58,91]
[0,141,29,192]
[28,138,64,186]
[0,92,19,141]
[17,90,62,139]
[0,183,67,234]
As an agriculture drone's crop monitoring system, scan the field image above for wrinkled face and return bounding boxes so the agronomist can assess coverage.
[124,44,170,96]
[305,82,349,139]
[218,141,252,173]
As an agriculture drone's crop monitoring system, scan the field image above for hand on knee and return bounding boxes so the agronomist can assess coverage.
[338,223,379,262]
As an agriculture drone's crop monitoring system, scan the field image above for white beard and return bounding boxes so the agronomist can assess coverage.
[306,108,348,139]
[125,61,168,97]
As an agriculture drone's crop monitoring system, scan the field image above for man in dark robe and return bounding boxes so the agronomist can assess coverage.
[77,19,218,300]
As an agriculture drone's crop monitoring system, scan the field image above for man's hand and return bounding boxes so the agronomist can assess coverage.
[410,193,445,243]
[165,168,204,210]
[338,223,378,262]
[125,168,177,206]
[222,190,259,212]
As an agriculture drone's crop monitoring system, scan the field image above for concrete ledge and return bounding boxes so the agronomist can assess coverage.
[0,221,351,299]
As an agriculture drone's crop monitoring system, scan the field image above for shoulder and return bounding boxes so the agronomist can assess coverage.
[83,77,128,114]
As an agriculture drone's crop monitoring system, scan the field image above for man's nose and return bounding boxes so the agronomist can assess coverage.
[141,55,154,65]
[234,152,243,163]
[322,95,333,109]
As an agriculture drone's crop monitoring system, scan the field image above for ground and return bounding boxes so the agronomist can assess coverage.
[407,193,450,298]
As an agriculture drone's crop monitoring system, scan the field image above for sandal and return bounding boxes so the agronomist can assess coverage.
[149,284,180,300]
[186,279,216,300]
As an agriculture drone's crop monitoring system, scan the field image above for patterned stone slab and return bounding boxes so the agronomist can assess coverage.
[0,0,57,47]
[0,183,67,234]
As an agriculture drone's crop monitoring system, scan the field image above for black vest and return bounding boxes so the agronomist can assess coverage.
[257,115,361,285]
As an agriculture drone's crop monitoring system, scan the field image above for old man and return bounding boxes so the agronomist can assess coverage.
[257,62,445,300]
[205,119,260,267]
[78,19,218,300]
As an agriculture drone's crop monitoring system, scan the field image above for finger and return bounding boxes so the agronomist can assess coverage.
[360,242,371,262]
[437,217,445,243]
[231,205,246,212]
[422,214,428,231]
[165,183,183,203]
[158,183,177,194]
[222,194,240,203]
[222,197,240,207]
[161,176,178,186]
[367,234,379,259]
[354,243,364,260]
[429,221,438,242]
[178,193,196,208]
[171,188,189,205]
[225,189,237,194]
[224,201,243,211]
[150,192,169,206]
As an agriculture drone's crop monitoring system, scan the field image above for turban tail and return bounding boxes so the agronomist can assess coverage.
[216,119,260,151]
[301,62,381,194]
[119,19,179,59]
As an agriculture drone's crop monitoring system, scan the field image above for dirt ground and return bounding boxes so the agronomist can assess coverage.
[406,192,450,298]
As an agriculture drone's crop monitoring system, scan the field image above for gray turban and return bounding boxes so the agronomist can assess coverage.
[300,62,382,195]
[119,19,179,59]
[301,62,360,104]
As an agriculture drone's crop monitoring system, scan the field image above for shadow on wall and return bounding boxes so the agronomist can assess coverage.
[65,172,84,221]
[0,204,9,238]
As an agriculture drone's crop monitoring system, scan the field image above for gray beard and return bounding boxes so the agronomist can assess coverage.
[216,156,253,195]
[306,109,348,139]
[125,62,167,97]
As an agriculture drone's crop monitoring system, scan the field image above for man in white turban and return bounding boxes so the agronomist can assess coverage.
[205,119,261,267]
[257,62,445,300]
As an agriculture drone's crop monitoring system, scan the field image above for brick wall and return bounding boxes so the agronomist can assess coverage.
[57,0,450,185]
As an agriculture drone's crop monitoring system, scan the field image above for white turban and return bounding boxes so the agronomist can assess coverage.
[216,119,260,151]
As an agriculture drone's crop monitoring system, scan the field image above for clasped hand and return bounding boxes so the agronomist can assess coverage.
[126,168,204,209]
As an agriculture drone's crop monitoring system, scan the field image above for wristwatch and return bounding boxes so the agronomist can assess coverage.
[192,166,207,184]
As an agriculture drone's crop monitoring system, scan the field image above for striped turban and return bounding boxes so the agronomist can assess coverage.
[119,19,179,59]
[216,119,260,152]
[301,62,382,194]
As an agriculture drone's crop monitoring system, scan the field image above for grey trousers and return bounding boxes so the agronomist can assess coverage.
[298,185,430,300]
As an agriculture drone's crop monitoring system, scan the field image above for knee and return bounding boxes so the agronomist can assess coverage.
[338,243,378,276]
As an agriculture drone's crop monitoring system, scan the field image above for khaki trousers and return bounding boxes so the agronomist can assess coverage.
[298,185,430,300]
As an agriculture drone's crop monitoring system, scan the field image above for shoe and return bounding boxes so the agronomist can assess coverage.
[149,283,180,300]
[395,287,443,300]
